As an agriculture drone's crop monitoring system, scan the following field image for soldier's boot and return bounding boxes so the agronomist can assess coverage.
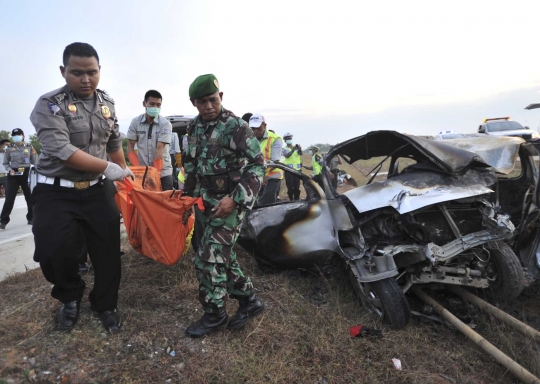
[228,294,265,330]
[185,308,229,338]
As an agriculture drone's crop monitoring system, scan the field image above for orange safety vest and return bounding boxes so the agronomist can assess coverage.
[260,130,284,179]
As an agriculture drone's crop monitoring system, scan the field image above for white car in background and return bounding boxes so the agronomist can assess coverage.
[435,131,481,141]
[477,117,540,140]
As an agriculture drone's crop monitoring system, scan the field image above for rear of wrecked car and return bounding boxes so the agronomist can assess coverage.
[438,136,540,281]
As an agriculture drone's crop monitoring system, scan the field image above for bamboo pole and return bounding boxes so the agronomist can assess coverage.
[449,286,540,345]
[411,287,540,384]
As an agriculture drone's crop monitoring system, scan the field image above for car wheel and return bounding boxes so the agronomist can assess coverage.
[482,241,524,301]
[348,267,410,329]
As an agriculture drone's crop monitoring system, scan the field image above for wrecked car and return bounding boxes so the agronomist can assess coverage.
[238,131,527,330]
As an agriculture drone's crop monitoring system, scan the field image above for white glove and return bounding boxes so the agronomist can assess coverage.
[103,162,125,181]
[123,167,135,180]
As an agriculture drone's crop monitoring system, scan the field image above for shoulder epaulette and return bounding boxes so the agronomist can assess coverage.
[52,92,67,104]
[97,89,115,104]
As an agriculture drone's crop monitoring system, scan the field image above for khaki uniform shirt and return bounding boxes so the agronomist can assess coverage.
[29,85,122,181]
[3,143,37,172]
[127,114,172,177]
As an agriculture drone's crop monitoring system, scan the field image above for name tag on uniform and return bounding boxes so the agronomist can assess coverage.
[137,131,146,135]
[208,138,222,145]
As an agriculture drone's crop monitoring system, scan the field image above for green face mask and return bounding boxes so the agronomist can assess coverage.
[146,107,160,117]
[308,150,313,155]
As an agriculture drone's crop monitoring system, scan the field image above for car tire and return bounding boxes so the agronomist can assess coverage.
[483,241,524,301]
[349,268,410,329]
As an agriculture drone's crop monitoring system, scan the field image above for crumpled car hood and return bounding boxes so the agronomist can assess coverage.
[326,131,489,174]
[343,169,496,214]
[435,136,524,174]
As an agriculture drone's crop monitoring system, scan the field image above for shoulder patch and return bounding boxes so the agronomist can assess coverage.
[48,102,62,115]
[53,92,67,104]
[98,89,115,104]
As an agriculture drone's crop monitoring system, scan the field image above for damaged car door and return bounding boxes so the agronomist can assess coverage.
[238,164,339,269]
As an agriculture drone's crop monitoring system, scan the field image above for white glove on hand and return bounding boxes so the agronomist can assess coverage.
[123,167,135,180]
[103,162,125,181]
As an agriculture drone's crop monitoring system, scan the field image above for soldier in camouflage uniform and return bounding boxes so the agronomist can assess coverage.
[182,74,266,338]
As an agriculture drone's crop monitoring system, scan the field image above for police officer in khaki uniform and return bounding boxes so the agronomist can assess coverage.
[0,128,37,229]
[30,42,133,333]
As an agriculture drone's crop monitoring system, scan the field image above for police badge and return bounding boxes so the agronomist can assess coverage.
[101,105,111,119]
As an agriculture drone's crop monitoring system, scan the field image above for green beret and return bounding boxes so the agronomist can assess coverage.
[189,74,220,99]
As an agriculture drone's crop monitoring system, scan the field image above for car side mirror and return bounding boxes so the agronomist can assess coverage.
[478,126,485,133]
[525,126,530,130]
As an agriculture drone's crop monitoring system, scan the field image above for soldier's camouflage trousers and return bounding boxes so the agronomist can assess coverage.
[195,192,253,313]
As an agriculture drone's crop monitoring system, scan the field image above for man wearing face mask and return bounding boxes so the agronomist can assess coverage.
[281,132,303,201]
[0,129,37,229]
[0,139,10,198]
[127,90,173,190]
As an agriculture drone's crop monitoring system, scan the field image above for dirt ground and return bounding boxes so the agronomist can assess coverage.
[1,235,539,383]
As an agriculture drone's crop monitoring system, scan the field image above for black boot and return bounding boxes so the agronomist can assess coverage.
[57,300,80,331]
[185,308,229,338]
[228,294,265,330]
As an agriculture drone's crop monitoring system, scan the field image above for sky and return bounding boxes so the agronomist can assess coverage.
[2,0,540,147]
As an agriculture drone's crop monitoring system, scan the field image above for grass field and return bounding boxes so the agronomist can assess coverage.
[1,231,539,383]
[1,154,538,383]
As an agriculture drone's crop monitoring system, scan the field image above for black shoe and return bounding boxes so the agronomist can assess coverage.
[228,294,265,330]
[185,309,229,338]
[27,220,33,225]
[98,309,122,333]
[57,300,80,331]
[0,224,5,230]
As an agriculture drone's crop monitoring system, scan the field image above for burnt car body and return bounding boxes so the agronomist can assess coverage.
[239,131,534,329]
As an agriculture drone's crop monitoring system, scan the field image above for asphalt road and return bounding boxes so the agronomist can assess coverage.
[0,194,38,281]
